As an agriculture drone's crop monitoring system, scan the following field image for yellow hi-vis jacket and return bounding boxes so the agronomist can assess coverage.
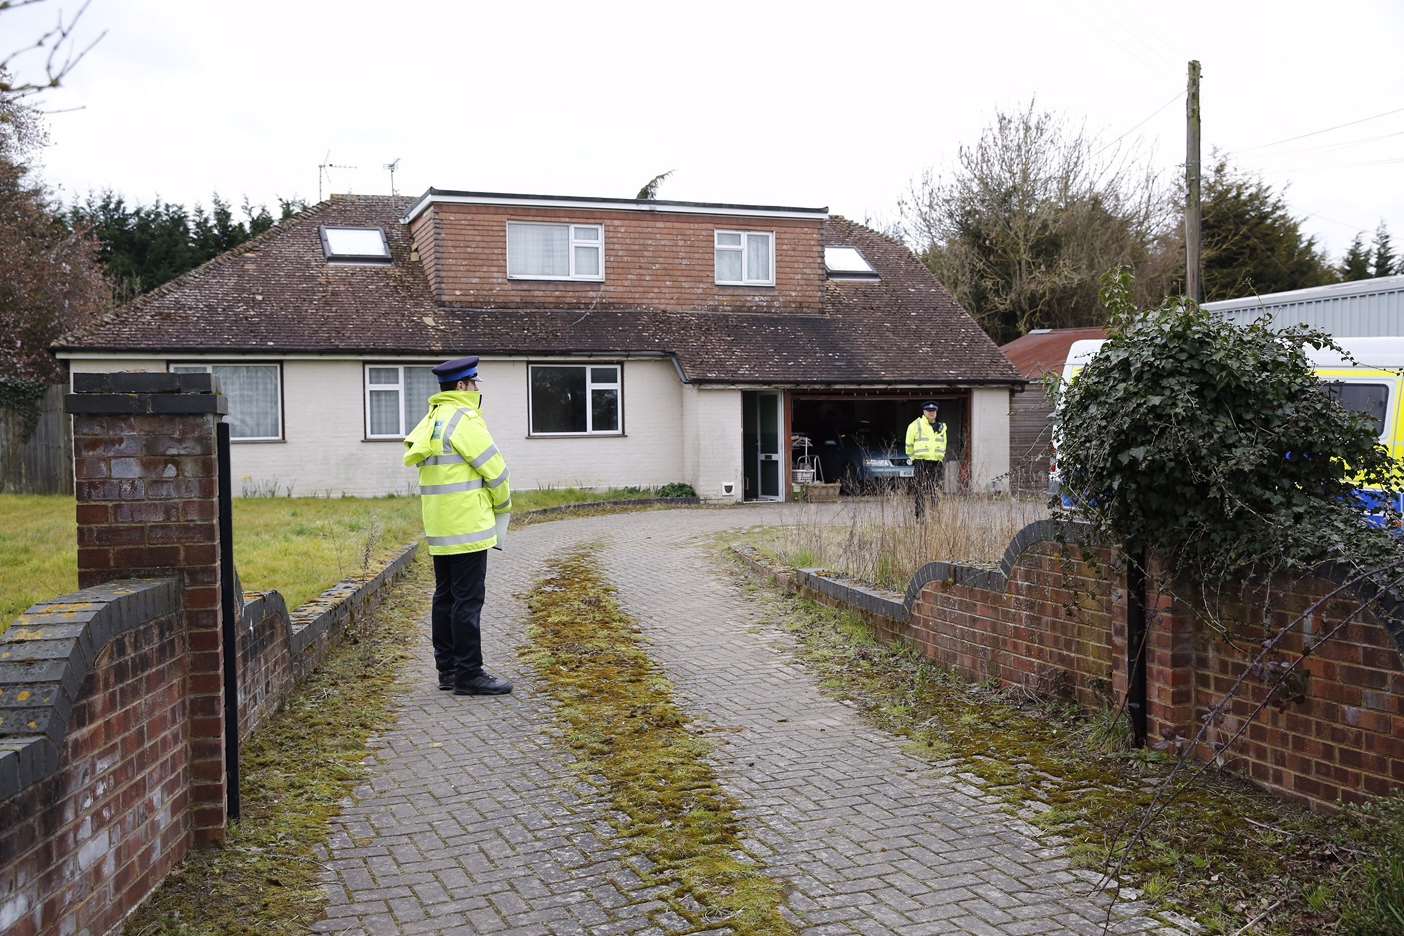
[403,390,511,555]
[905,417,948,462]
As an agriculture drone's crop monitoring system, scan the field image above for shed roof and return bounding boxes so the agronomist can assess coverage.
[999,327,1107,378]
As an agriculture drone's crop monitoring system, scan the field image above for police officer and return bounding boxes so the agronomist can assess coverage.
[905,401,948,519]
[403,356,513,696]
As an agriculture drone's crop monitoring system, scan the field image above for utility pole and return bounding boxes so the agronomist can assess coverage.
[1185,60,1202,303]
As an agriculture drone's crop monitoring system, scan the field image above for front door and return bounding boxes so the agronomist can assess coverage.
[743,391,784,501]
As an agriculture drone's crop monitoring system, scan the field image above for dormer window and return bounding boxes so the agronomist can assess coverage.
[320,226,391,263]
[824,246,877,279]
[715,230,774,286]
[507,221,604,281]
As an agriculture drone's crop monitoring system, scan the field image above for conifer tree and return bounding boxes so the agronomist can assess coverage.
[1339,233,1372,281]
[1371,222,1396,278]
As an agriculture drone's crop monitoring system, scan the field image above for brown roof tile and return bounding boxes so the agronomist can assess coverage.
[999,327,1107,378]
[57,196,1021,386]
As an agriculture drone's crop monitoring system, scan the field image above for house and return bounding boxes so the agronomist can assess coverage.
[55,190,1023,500]
[998,327,1105,495]
[1205,274,1404,336]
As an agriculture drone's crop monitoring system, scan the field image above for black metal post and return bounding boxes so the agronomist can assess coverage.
[217,421,240,821]
[1126,546,1149,747]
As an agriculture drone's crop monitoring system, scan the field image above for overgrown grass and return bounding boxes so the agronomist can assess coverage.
[124,551,429,936]
[730,553,1404,935]
[749,492,1048,590]
[522,547,794,935]
[0,487,681,631]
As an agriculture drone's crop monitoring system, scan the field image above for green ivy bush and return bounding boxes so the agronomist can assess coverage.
[1056,269,1404,579]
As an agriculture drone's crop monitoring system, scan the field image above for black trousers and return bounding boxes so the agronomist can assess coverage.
[914,459,944,519]
[432,550,487,681]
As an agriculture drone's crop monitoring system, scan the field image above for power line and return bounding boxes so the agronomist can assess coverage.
[1092,90,1184,158]
[1241,105,1404,151]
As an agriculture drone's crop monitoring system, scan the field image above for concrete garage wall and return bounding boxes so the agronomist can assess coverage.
[970,387,1012,493]
[682,385,743,501]
[67,357,688,497]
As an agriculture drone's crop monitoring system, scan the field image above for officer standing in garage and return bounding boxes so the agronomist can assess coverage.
[905,401,948,519]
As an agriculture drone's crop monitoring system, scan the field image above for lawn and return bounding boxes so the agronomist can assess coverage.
[0,486,668,629]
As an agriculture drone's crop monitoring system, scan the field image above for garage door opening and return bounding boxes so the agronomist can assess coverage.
[790,394,966,494]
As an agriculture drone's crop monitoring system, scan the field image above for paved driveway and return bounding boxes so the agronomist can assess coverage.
[313,505,1179,935]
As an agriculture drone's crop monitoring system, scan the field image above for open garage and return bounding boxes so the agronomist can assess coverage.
[787,391,969,494]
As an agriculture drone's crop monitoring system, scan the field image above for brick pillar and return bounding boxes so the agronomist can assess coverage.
[65,372,230,844]
[1144,557,1197,746]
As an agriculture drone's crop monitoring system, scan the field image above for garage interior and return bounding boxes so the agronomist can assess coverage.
[747,391,969,499]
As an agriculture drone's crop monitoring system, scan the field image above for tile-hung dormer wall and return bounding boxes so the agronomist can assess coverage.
[403,191,827,313]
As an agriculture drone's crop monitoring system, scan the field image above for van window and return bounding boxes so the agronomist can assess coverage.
[1323,382,1390,437]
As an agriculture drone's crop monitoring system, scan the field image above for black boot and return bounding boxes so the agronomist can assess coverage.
[437,672,454,691]
[454,671,513,696]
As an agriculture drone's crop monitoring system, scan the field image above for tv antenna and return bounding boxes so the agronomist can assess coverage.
[317,151,358,201]
[384,157,401,196]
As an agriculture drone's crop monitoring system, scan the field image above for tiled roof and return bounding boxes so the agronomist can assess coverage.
[999,327,1107,378]
[56,195,1021,386]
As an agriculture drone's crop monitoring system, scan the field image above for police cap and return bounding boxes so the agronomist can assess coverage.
[432,356,480,383]
[921,401,939,412]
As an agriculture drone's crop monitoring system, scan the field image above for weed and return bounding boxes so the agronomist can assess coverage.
[522,547,793,936]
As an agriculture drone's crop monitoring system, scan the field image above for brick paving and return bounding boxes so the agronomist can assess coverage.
[314,505,1186,935]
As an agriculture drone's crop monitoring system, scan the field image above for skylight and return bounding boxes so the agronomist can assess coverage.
[824,246,877,278]
[320,226,391,262]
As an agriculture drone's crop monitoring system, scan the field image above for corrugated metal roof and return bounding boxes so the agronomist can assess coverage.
[1204,275,1404,336]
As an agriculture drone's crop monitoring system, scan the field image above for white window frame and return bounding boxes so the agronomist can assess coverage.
[528,363,623,437]
[506,221,605,282]
[714,229,775,287]
[167,362,283,442]
[363,364,438,440]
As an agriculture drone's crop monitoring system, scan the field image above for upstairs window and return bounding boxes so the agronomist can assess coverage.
[320,226,391,263]
[365,364,441,439]
[507,222,604,281]
[824,246,878,279]
[715,230,773,286]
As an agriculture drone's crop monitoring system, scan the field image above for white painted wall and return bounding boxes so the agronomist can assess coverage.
[682,385,743,501]
[67,356,689,497]
[969,387,1012,493]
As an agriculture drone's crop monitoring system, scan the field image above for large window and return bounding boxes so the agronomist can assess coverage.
[365,364,441,439]
[715,230,774,286]
[169,363,282,441]
[529,364,621,435]
[507,222,604,281]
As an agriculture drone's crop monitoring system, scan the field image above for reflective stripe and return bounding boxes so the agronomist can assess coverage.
[485,469,510,489]
[423,452,465,466]
[496,500,512,513]
[469,444,499,469]
[426,528,497,547]
[441,407,471,447]
[420,479,483,495]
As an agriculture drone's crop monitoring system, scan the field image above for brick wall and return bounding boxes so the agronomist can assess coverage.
[413,203,824,313]
[0,581,186,936]
[763,519,1404,811]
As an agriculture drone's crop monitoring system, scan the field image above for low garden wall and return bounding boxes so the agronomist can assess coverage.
[737,518,1404,811]
[0,374,422,936]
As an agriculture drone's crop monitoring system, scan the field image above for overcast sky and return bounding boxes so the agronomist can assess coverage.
[8,0,1403,260]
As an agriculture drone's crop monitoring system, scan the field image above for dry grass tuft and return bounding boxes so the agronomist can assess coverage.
[761,492,1048,590]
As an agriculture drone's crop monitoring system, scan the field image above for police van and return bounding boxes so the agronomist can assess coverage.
[1050,336,1404,518]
